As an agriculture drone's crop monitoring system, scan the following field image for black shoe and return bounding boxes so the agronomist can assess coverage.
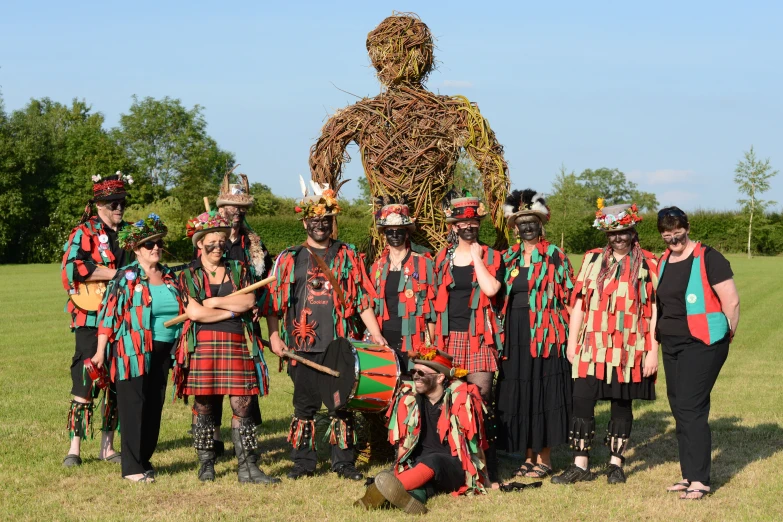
[213,440,225,459]
[604,464,626,484]
[62,454,82,468]
[551,464,596,485]
[197,449,216,482]
[287,464,315,480]
[334,463,364,481]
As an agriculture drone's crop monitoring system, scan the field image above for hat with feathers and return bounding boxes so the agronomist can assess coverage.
[503,188,550,227]
[216,166,254,208]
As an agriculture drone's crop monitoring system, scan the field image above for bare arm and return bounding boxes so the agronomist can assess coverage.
[202,293,255,313]
[643,302,659,377]
[92,333,109,368]
[713,278,740,338]
[185,299,235,323]
[471,243,501,297]
[266,314,286,357]
[86,266,117,281]
[566,298,585,363]
[360,308,386,345]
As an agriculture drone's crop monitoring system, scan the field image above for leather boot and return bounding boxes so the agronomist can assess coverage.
[374,470,428,515]
[193,413,216,482]
[233,417,280,485]
[354,482,387,510]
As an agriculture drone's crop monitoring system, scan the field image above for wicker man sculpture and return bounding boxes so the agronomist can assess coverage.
[309,13,510,254]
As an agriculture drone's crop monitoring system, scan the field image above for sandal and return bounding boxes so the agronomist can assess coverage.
[513,462,535,477]
[62,454,82,468]
[666,480,690,493]
[525,464,553,478]
[124,474,155,484]
[680,488,711,500]
[98,452,122,464]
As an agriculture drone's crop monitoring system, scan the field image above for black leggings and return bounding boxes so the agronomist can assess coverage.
[572,396,633,421]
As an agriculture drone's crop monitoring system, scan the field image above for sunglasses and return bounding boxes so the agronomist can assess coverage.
[455,222,479,230]
[384,228,408,236]
[657,207,686,220]
[141,239,164,250]
[411,369,437,378]
[106,200,126,211]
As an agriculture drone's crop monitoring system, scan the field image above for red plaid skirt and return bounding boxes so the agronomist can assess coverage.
[182,330,259,396]
[444,331,498,373]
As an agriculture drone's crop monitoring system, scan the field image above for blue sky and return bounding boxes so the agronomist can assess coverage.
[2,0,781,211]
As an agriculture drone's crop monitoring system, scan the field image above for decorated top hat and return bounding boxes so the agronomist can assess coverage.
[91,171,132,202]
[295,175,341,220]
[410,348,468,379]
[375,198,416,231]
[593,199,642,232]
[186,210,232,246]
[504,188,550,228]
[216,168,254,208]
[443,189,488,224]
[119,214,168,251]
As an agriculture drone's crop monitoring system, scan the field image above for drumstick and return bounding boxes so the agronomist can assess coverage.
[282,350,340,377]
[163,275,275,328]
[204,197,211,212]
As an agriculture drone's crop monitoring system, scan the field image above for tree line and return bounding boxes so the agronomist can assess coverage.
[0,93,778,264]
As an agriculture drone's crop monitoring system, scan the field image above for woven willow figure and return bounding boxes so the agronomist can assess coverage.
[309,12,510,255]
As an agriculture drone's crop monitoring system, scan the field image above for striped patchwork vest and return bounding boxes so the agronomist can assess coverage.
[659,242,729,345]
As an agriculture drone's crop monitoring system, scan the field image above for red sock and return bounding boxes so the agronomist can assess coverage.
[396,464,435,491]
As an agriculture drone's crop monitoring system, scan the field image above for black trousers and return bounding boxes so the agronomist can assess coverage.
[661,334,729,485]
[290,351,354,471]
[572,394,633,458]
[116,341,173,477]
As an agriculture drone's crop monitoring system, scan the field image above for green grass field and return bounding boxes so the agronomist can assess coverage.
[1,256,782,521]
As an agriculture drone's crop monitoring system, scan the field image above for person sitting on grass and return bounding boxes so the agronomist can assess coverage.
[355,349,487,515]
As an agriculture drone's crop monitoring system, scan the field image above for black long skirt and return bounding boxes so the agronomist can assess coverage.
[496,308,572,454]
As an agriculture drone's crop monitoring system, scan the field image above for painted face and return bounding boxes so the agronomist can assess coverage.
[412,365,441,394]
[606,229,634,252]
[661,227,689,252]
[454,220,480,242]
[221,205,245,226]
[384,227,408,247]
[305,216,333,242]
[199,232,227,262]
[515,215,542,241]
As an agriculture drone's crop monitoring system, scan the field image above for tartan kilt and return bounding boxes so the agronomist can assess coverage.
[444,331,498,373]
[182,330,259,396]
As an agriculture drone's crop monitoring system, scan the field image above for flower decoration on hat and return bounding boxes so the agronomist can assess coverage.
[593,201,642,231]
[374,196,416,230]
[118,213,167,250]
[503,188,550,227]
[295,175,341,220]
[92,170,132,201]
[442,188,488,224]
[410,348,467,379]
[186,210,231,245]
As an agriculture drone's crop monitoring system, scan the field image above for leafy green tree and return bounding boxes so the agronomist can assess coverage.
[115,96,222,196]
[577,167,659,212]
[734,146,778,258]
[547,165,595,252]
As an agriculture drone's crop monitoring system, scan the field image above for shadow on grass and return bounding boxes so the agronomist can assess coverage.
[630,412,783,488]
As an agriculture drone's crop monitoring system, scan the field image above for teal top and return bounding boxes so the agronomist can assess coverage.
[150,283,179,342]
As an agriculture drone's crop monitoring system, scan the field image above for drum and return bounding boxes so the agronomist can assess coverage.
[319,338,400,413]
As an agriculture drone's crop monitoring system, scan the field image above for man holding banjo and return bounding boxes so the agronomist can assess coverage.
[60,171,133,467]
[267,182,386,481]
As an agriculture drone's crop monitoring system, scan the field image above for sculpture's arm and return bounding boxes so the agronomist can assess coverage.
[454,96,510,250]
[309,104,363,193]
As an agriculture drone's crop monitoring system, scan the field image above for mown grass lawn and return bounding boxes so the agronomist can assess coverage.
[0,255,781,521]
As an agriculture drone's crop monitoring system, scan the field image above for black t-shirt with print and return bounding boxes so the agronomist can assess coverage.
[286,244,338,353]
[657,247,733,337]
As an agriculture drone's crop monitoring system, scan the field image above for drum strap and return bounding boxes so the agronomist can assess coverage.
[304,244,348,310]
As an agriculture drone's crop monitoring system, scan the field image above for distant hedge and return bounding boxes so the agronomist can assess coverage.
[246,210,783,259]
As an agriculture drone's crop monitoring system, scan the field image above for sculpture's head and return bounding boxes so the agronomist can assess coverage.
[366,12,434,87]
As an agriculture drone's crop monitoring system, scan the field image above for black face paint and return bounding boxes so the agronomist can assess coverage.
[306,216,333,242]
[384,227,408,247]
[663,233,687,245]
[412,370,439,394]
[456,226,479,242]
[606,230,634,251]
[204,241,226,254]
[516,218,542,241]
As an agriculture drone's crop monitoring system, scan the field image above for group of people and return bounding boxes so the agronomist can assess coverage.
[60,171,740,513]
